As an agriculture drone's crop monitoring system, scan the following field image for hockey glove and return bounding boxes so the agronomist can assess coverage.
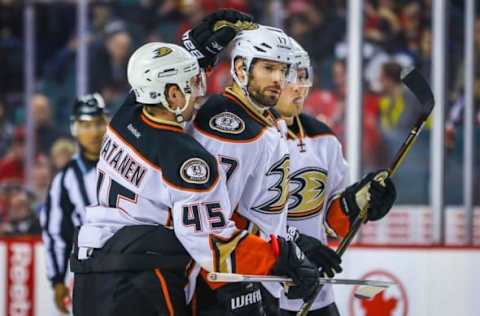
[368,172,396,220]
[182,9,254,69]
[272,236,320,301]
[341,170,397,222]
[287,227,342,277]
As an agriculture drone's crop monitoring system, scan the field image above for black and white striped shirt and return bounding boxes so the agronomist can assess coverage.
[40,154,98,285]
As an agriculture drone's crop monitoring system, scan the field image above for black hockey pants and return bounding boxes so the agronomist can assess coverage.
[73,268,187,316]
[193,275,267,316]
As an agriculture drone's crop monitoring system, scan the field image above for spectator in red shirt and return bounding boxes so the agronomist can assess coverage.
[0,127,26,185]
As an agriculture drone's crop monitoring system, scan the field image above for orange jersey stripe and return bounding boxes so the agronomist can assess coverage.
[326,198,350,238]
[140,113,184,132]
[154,268,175,316]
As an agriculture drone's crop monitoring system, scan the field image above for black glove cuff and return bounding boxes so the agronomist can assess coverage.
[340,192,360,224]
[181,30,217,69]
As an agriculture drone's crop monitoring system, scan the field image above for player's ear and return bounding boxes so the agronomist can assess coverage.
[234,57,247,82]
[165,84,184,108]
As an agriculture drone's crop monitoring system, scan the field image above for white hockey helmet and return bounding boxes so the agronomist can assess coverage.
[127,42,206,119]
[230,25,295,90]
[290,37,313,87]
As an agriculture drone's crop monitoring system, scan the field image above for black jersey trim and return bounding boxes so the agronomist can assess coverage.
[289,113,336,138]
[107,98,219,192]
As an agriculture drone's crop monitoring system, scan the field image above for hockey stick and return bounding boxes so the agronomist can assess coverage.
[207,272,394,299]
[297,68,435,315]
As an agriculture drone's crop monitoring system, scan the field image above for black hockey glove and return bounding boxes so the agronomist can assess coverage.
[341,170,397,223]
[182,9,254,69]
[272,237,320,302]
[287,227,342,277]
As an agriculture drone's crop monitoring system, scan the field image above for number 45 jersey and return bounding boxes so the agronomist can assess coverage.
[76,95,278,277]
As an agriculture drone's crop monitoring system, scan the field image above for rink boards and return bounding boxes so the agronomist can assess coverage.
[0,206,479,316]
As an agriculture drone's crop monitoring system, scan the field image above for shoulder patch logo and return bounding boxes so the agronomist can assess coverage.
[153,47,172,58]
[180,158,210,184]
[209,112,245,134]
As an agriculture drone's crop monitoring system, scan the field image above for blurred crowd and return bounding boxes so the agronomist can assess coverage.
[0,0,479,235]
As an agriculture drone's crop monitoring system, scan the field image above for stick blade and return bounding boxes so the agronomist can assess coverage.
[353,285,388,300]
[401,67,435,114]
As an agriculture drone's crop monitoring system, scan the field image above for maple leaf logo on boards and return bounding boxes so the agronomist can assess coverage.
[349,270,408,316]
[361,291,398,316]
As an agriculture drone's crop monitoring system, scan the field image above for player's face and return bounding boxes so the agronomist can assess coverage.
[76,116,107,157]
[276,68,310,118]
[247,59,289,108]
[181,72,207,121]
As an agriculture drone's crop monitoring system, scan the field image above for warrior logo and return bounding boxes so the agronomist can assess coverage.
[230,288,262,310]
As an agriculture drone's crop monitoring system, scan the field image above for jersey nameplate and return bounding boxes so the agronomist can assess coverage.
[180,158,210,184]
[209,112,245,134]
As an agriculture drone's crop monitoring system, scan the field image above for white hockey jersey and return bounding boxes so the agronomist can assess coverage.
[279,113,350,311]
[76,96,278,281]
[187,85,290,296]
[188,85,290,240]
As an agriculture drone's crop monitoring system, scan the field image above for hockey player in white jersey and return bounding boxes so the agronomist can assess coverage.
[187,25,342,315]
[274,39,397,316]
[71,10,321,316]
[41,93,107,314]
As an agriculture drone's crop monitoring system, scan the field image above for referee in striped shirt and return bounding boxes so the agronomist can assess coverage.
[40,93,108,314]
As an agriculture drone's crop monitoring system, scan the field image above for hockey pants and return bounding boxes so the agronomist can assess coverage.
[73,268,187,316]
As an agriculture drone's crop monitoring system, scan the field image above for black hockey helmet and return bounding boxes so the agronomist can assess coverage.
[71,93,107,122]
[70,93,108,136]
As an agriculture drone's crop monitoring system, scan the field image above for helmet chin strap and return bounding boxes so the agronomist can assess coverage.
[165,91,192,124]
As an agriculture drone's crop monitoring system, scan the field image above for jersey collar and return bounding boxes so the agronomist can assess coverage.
[141,107,184,132]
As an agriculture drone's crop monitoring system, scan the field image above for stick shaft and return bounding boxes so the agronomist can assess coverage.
[298,69,433,315]
[206,273,393,287]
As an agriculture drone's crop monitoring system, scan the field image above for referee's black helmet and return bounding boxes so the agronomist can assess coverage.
[71,93,107,122]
